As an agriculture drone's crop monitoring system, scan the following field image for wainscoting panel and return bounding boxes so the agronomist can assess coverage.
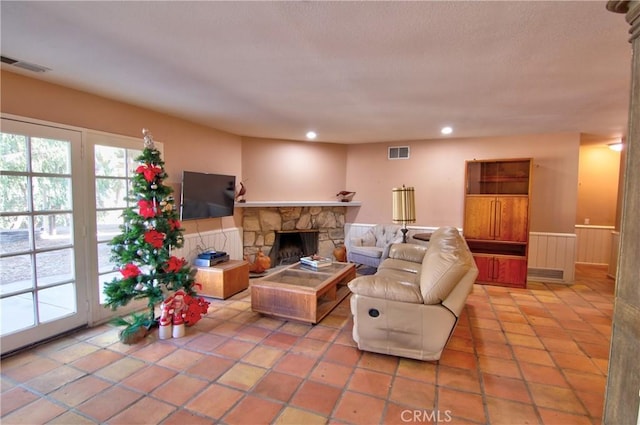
[575,225,615,265]
[171,227,243,263]
[527,232,576,284]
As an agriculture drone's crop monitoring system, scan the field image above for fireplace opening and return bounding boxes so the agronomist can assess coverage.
[270,230,319,266]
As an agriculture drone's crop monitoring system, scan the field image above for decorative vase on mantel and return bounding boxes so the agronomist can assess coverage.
[336,191,356,202]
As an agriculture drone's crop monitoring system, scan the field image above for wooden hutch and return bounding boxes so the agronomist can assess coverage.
[463,158,532,288]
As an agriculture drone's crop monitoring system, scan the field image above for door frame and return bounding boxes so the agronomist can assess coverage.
[84,130,154,326]
[1,117,88,354]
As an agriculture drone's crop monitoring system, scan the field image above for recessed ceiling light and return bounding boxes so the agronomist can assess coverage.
[608,143,623,152]
[441,126,453,135]
[306,131,317,140]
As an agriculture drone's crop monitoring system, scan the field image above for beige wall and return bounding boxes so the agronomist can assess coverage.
[2,70,586,234]
[0,70,243,233]
[576,135,621,226]
[346,133,581,233]
[240,137,347,201]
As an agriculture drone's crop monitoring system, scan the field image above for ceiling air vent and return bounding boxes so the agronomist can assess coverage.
[1,55,50,73]
[388,146,410,160]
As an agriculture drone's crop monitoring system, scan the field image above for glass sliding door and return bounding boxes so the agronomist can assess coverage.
[0,119,87,354]
[85,132,146,325]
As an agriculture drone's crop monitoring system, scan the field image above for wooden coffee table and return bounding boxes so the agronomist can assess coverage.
[250,262,356,324]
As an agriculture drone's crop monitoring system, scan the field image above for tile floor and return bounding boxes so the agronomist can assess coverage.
[1,264,613,424]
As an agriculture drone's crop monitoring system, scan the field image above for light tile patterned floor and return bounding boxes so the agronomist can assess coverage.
[1,264,613,424]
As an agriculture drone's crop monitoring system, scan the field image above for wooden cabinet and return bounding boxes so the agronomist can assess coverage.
[464,196,529,242]
[464,158,532,288]
[195,260,249,299]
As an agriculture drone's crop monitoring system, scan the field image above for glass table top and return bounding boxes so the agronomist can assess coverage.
[259,262,353,289]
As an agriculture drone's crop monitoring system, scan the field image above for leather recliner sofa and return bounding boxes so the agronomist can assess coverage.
[347,226,478,361]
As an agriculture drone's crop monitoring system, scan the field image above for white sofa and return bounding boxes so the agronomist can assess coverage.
[348,226,478,361]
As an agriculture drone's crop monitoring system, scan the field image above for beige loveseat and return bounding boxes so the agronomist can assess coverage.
[348,226,478,361]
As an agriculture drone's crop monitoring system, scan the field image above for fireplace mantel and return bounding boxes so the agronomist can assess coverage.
[235,201,362,207]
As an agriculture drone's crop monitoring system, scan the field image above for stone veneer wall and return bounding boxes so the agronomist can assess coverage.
[241,206,346,261]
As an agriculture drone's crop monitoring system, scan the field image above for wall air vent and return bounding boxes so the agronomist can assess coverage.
[388,146,410,160]
[528,267,564,281]
[1,55,50,73]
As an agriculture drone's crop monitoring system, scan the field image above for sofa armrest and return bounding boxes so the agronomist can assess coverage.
[348,275,423,304]
[380,239,398,260]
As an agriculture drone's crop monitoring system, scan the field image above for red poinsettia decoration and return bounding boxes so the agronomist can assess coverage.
[183,295,210,326]
[136,163,163,183]
[144,229,165,248]
[168,218,181,231]
[164,256,186,273]
[120,263,141,279]
[138,199,158,218]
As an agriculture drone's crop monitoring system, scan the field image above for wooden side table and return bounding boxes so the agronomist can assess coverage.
[194,259,249,299]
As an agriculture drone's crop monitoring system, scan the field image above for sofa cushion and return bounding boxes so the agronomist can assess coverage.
[361,231,377,247]
[429,225,462,243]
[349,245,384,259]
[348,274,423,304]
[388,243,428,263]
[419,249,470,305]
[374,225,402,248]
[375,268,419,286]
[379,258,422,275]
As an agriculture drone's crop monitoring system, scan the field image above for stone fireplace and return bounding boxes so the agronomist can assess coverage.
[269,230,319,266]
[240,205,347,264]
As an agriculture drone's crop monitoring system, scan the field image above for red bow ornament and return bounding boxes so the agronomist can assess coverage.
[120,263,141,279]
[164,256,186,273]
[168,219,181,231]
[138,199,158,218]
[144,229,165,249]
[136,163,163,183]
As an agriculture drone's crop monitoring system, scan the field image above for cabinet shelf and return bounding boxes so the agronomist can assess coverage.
[466,240,527,257]
[466,158,532,195]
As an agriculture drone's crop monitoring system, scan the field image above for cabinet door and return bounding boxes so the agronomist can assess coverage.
[495,196,529,242]
[472,254,527,287]
[464,196,496,240]
[472,255,494,283]
[494,257,528,287]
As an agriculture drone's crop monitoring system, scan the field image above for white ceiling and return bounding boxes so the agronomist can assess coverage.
[0,1,632,144]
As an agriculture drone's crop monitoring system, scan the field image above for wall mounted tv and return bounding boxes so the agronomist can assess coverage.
[180,171,236,220]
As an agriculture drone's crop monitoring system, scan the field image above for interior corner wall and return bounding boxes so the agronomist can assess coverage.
[345,133,580,234]
[0,70,243,233]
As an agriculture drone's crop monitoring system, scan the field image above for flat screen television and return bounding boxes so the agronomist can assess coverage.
[180,171,236,220]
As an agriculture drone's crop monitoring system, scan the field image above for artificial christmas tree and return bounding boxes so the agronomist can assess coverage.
[104,129,208,342]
